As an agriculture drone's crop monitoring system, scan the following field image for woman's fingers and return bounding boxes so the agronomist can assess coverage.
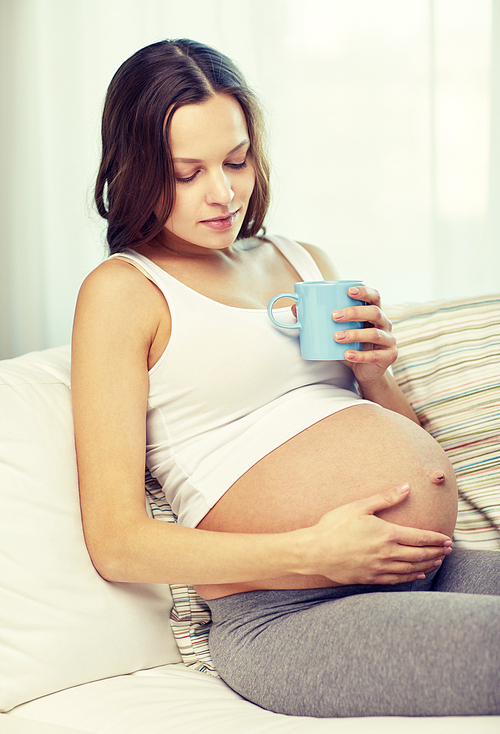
[347,285,381,307]
[355,551,451,586]
[309,487,453,586]
[355,488,453,550]
[332,299,394,363]
[333,303,388,329]
[335,326,395,349]
[369,572,428,585]
[375,554,450,585]
[356,483,412,513]
[394,541,452,571]
[392,525,453,550]
[332,288,394,362]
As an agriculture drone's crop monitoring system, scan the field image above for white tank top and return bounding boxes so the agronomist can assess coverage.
[110,236,369,527]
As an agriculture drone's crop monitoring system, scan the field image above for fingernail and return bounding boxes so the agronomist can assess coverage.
[331,310,344,320]
[433,559,442,567]
[349,287,360,295]
[335,332,347,341]
[345,351,356,360]
[395,483,410,494]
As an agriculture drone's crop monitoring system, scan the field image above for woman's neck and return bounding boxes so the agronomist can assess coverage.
[146,227,245,262]
[154,228,197,254]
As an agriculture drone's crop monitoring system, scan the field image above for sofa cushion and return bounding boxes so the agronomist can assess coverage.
[0,347,181,712]
[8,663,500,734]
[389,295,500,549]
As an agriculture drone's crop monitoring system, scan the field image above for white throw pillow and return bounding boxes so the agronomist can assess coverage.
[0,347,181,712]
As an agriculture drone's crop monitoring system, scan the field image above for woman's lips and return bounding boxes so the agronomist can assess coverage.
[200,211,238,231]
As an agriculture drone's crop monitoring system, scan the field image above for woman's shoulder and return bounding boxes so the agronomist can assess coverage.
[296,242,340,280]
[79,255,159,303]
[75,255,167,339]
[255,235,341,280]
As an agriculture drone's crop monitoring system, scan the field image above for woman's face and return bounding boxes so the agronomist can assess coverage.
[164,93,256,250]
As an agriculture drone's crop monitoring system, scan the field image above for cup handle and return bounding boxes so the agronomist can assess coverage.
[267,293,299,329]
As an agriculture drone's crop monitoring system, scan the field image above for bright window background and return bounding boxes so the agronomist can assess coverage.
[1,0,498,357]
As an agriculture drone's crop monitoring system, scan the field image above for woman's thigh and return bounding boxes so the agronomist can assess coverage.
[207,559,500,718]
[432,547,500,594]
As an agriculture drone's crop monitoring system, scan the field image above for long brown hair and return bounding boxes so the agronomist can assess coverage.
[95,39,270,254]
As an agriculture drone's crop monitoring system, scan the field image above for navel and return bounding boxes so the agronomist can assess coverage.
[430,471,446,486]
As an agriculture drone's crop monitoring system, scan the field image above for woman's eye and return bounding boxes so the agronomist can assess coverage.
[175,156,248,183]
[176,171,199,184]
[226,159,247,170]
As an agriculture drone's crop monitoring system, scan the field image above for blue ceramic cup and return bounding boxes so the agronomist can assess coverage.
[267,280,365,360]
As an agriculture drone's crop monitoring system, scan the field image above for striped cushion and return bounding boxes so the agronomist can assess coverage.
[145,472,218,677]
[388,295,500,549]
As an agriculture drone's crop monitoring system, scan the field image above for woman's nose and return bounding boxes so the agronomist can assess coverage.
[206,170,235,206]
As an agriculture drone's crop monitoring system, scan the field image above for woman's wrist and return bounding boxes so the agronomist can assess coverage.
[358,371,420,424]
[356,369,391,398]
[283,524,327,578]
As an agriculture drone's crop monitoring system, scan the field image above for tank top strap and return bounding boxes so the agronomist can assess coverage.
[263,235,325,281]
[107,250,187,304]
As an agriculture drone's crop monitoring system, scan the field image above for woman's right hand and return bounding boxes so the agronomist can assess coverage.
[298,483,452,586]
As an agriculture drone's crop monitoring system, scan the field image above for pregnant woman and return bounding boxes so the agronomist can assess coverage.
[72,39,500,718]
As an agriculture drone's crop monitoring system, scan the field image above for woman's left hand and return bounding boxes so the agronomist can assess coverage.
[332,285,397,386]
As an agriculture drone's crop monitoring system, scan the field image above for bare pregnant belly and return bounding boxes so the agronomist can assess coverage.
[195,403,458,599]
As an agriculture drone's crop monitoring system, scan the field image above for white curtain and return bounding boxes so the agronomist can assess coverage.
[1,0,498,358]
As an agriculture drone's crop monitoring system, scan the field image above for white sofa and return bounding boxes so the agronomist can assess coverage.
[1,295,499,734]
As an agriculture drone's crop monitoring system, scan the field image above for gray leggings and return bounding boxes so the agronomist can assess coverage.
[207,549,500,717]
